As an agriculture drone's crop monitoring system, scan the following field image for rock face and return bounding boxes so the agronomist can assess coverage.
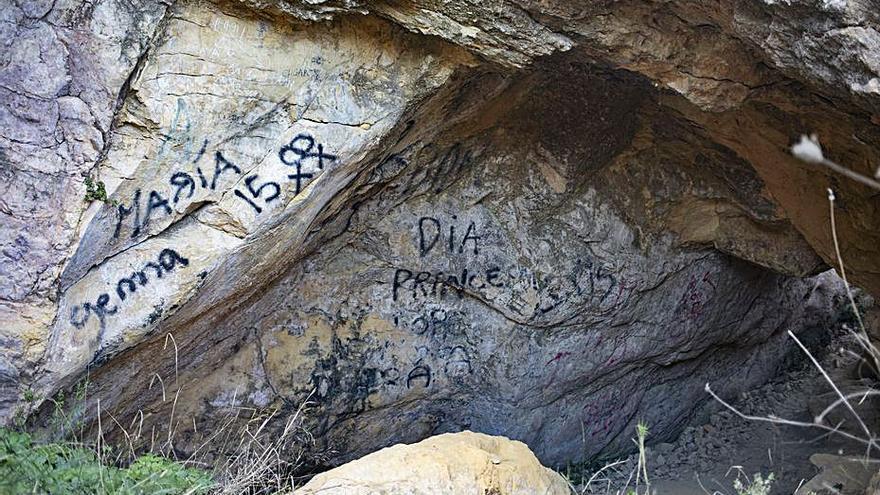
[296,431,571,495]
[0,0,877,472]
[0,0,170,422]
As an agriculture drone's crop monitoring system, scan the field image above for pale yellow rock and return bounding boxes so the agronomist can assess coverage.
[294,431,570,495]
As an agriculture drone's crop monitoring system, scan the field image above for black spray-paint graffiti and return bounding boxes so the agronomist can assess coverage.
[279,134,337,194]
[391,261,630,315]
[394,307,469,342]
[442,345,472,377]
[234,133,337,214]
[418,216,480,256]
[379,349,473,391]
[406,364,432,388]
[114,146,240,238]
[389,217,631,317]
[113,133,336,237]
[69,249,189,332]
[391,265,504,302]
[392,143,473,198]
[391,216,489,301]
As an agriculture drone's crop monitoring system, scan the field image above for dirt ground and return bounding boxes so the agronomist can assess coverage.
[575,328,879,495]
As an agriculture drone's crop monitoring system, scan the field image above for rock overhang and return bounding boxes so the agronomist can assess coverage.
[1,0,877,471]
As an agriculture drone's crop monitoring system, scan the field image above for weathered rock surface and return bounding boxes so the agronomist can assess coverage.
[121,72,841,464]
[0,0,170,422]
[38,0,468,402]
[0,0,877,473]
[295,431,570,495]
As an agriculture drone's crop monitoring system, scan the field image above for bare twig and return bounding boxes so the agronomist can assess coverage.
[816,390,880,425]
[787,329,875,444]
[705,382,876,451]
[581,459,627,494]
[828,190,880,376]
[819,156,880,191]
[791,135,880,192]
[149,373,167,402]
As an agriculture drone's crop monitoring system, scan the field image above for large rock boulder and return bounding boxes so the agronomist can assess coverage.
[0,0,876,473]
[296,431,571,495]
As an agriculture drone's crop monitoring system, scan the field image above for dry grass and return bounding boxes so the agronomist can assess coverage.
[564,423,655,495]
[204,390,315,494]
[37,329,317,494]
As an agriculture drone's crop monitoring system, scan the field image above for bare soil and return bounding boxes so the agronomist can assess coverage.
[575,329,876,495]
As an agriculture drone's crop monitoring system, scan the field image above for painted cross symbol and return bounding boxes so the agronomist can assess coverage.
[278,133,337,195]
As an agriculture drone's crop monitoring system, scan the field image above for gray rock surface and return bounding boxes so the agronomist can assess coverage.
[0,0,169,423]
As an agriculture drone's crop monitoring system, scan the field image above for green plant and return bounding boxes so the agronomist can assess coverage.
[12,407,27,430]
[0,428,213,494]
[74,378,89,403]
[84,177,118,206]
[732,470,775,495]
[50,389,67,434]
[22,388,35,403]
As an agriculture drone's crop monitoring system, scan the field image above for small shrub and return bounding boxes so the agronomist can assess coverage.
[0,428,213,494]
[84,177,118,206]
[732,471,775,495]
[12,407,27,429]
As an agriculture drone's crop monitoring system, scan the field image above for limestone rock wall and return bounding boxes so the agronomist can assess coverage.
[1,0,170,420]
[84,59,841,466]
[39,0,468,397]
[0,0,877,470]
